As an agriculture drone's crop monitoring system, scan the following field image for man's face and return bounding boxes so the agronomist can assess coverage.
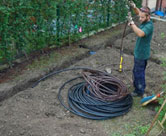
[139,12,149,23]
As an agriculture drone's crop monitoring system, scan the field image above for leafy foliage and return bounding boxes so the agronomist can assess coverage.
[0,0,142,65]
[155,59,166,127]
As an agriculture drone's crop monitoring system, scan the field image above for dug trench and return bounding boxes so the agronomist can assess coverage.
[0,22,133,102]
[0,20,166,136]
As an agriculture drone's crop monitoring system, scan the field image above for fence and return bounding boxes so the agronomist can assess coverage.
[0,0,142,65]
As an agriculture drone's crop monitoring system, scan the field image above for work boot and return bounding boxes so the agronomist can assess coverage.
[131,92,147,98]
[131,92,143,97]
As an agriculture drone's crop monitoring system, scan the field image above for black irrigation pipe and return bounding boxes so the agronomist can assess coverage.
[32,67,133,120]
[32,67,91,88]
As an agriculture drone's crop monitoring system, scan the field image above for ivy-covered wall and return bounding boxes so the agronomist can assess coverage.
[0,0,142,65]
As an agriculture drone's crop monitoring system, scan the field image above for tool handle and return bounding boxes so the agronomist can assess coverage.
[119,56,123,72]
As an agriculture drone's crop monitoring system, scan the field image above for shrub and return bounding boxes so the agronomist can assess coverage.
[0,0,142,65]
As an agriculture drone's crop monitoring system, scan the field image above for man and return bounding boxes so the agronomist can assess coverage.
[128,1,154,97]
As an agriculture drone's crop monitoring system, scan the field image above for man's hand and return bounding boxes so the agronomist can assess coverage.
[127,12,134,26]
[129,0,136,8]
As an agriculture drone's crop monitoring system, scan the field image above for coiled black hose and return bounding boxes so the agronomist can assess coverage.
[32,67,133,120]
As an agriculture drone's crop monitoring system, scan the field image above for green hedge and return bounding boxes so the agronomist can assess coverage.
[0,0,142,65]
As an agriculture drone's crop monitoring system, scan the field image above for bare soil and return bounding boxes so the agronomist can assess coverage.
[0,20,166,136]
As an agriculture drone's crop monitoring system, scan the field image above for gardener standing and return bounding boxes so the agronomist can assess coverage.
[127,1,154,97]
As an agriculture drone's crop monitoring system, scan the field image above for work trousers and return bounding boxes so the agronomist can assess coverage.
[133,58,147,95]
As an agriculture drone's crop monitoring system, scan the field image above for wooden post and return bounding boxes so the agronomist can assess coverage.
[145,98,166,136]
[56,4,60,46]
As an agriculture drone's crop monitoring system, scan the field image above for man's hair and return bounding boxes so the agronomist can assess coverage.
[140,6,151,16]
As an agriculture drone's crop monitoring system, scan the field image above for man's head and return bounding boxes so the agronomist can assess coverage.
[139,6,151,23]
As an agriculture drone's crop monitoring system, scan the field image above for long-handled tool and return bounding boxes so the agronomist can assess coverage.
[119,21,128,72]
[141,91,164,106]
[119,0,134,72]
[119,1,131,72]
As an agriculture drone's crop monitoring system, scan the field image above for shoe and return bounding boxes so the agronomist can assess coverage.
[142,93,147,98]
[131,92,143,97]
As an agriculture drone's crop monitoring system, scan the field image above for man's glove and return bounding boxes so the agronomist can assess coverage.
[129,0,136,8]
[127,12,134,26]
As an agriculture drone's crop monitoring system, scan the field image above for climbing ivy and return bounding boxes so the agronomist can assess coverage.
[0,0,142,65]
